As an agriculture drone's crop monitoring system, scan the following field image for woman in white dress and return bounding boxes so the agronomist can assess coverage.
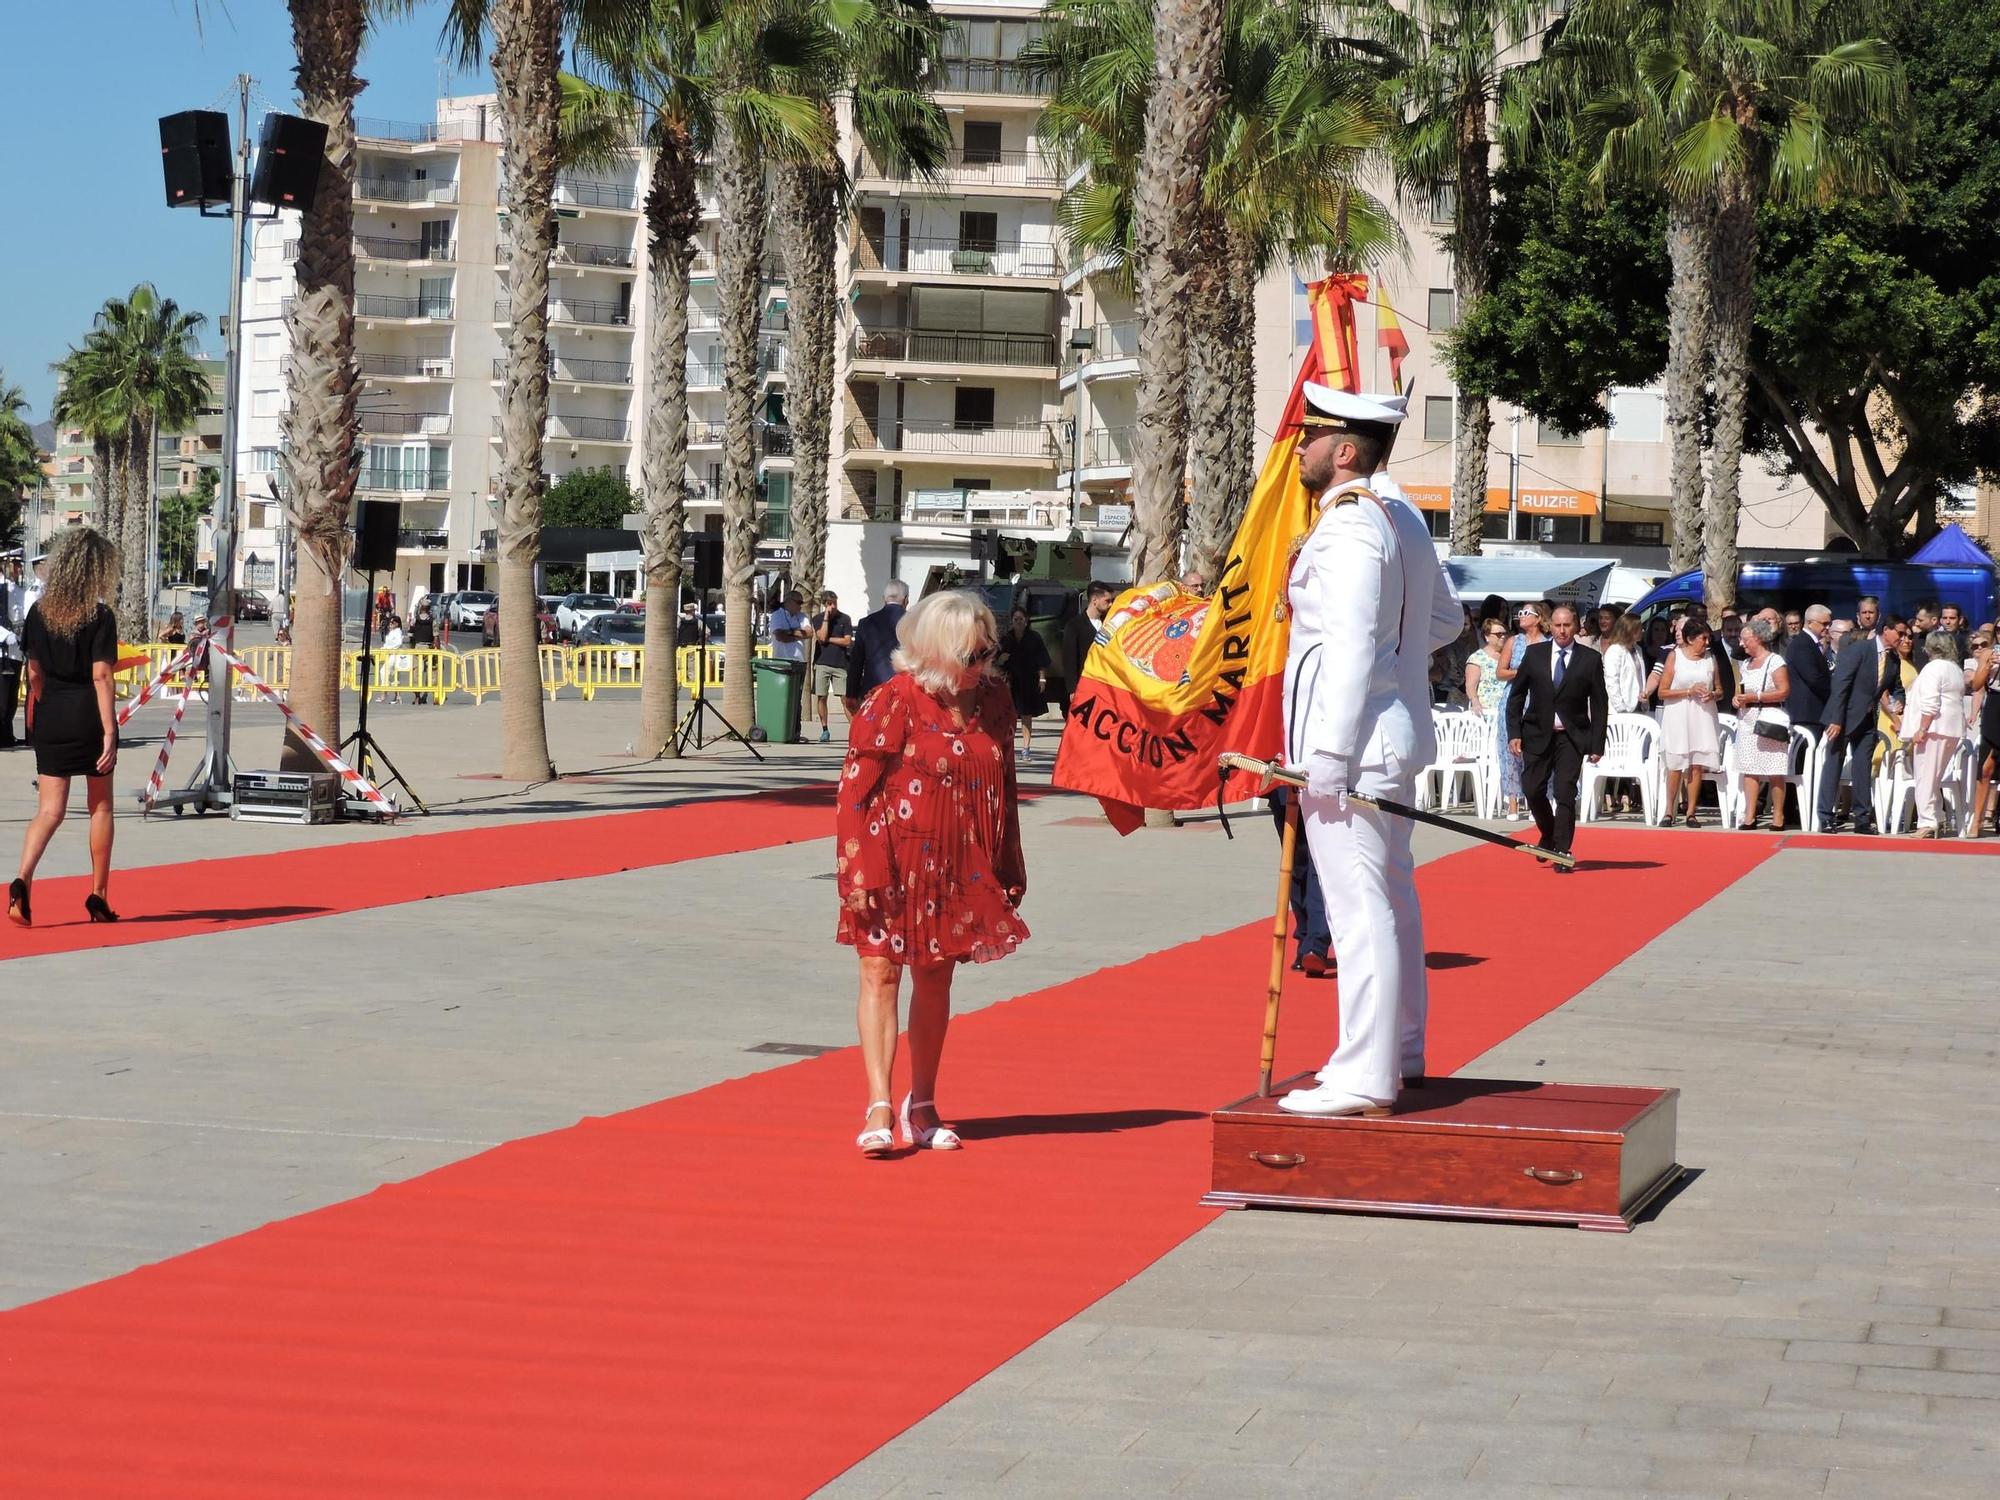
[1902,629,1970,838]
[1647,617,1722,826]
[1730,618,1792,830]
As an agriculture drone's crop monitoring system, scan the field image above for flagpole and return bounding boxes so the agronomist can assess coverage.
[1260,798,1300,1097]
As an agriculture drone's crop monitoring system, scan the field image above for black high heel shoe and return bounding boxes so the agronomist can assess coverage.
[84,892,119,924]
[7,878,29,928]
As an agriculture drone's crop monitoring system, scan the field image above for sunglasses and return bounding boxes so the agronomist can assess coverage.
[963,645,996,666]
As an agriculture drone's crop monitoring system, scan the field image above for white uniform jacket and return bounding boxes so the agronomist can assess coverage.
[1282,479,1462,785]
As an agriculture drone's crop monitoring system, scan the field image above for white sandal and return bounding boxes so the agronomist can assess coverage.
[901,1093,961,1151]
[857,1099,895,1157]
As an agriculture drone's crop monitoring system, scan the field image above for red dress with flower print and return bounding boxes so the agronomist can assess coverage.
[835,672,1029,964]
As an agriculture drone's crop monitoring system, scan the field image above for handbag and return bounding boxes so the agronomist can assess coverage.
[1748,659,1789,740]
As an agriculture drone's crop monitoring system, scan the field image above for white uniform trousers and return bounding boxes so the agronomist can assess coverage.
[1300,778,1429,1101]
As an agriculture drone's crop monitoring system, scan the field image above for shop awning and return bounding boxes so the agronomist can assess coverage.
[1402,484,1600,517]
[1442,556,1617,607]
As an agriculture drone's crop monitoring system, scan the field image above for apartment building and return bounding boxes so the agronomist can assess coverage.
[235,96,791,603]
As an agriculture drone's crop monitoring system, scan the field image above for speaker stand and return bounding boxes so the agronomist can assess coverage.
[671,638,762,760]
[336,566,428,816]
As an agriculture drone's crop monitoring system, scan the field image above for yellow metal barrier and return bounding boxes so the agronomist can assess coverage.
[572,644,645,701]
[673,642,774,693]
[460,647,502,704]
[541,644,570,699]
[231,644,292,701]
[371,647,459,704]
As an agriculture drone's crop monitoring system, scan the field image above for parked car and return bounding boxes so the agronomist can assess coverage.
[236,589,273,622]
[432,592,458,627]
[577,613,647,646]
[536,595,564,643]
[482,606,500,647]
[451,590,497,629]
[555,592,619,640]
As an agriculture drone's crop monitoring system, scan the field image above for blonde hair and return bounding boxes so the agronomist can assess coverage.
[893,589,999,696]
[37,527,119,638]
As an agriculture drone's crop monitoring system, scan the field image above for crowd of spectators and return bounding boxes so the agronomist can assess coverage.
[1436,592,2000,838]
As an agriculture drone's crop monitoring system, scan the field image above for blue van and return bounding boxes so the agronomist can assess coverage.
[1632,558,1995,624]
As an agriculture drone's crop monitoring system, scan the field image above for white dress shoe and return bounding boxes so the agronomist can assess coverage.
[1277,1084,1393,1117]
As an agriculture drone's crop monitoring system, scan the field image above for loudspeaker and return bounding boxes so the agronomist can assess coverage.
[681,532,722,593]
[249,113,328,210]
[159,111,232,208]
[353,500,399,575]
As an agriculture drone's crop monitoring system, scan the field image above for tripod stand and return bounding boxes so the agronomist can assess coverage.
[336,566,428,814]
[673,635,762,759]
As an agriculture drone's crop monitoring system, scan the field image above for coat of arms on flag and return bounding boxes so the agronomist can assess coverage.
[1053,275,1370,831]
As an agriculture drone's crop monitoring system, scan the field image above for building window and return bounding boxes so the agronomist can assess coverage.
[253,332,282,364]
[961,121,1004,165]
[1600,519,1665,546]
[1429,186,1455,224]
[954,387,996,430]
[1427,288,1456,332]
[252,389,280,418]
[958,210,999,253]
[950,477,993,491]
[250,447,281,473]
[247,502,273,530]
[1538,419,1584,446]
[1423,395,1455,442]
[1609,389,1665,443]
[762,471,792,540]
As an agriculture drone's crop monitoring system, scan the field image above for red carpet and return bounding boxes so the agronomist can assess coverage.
[1,785,834,961]
[1782,832,2000,855]
[0,828,1771,1497]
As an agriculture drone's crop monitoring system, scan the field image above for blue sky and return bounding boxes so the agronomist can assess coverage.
[0,2,484,422]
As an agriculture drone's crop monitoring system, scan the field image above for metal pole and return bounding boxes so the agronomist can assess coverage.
[202,73,253,805]
[1507,411,1521,544]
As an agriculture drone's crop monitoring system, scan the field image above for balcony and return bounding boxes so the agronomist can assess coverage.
[358,352,452,379]
[489,355,633,386]
[398,528,451,550]
[357,115,481,145]
[853,234,1061,281]
[690,419,724,446]
[900,487,1064,525]
[1062,319,1140,384]
[847,418,1055,462]
[491,414,633,444]
[356,466,450,494]
[1077,425,1134,471]
[358,410,451,437]
[938,59,1045,98]
[687,359,724,390]
[848,326,1057,370]
[856,146,1062,192]
[554,239,636,269]
[492,297,633,329]
[358,293,454,321]
[554,176,640,211]
[760,337,788,377]
[355,176,458,205]
[760,424,793,458]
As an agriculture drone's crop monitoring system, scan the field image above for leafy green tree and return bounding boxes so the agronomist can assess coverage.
[158,467,217,588]
[0,377,36,548]
[542,465,637,529]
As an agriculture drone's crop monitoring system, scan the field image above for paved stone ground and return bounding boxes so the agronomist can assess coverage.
[2,700,1994,1499]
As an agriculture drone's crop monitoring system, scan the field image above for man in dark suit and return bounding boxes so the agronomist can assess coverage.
[842,578,908,715]
[1783,603,1834,775]
[1818,618,1900,833]
[1506,605,1608,871]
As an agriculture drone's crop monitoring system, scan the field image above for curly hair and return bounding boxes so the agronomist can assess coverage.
[36,527,119,638]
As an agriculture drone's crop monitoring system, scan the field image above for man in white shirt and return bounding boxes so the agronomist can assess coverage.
[768,589,809,663]
[1278,387,1463,1117]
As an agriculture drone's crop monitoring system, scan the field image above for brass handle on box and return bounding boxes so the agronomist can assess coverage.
[1250,1152,1306,1168]
[1523,1167,1583,1185]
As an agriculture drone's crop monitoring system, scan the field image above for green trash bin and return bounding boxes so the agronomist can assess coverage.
[750,657,807,743]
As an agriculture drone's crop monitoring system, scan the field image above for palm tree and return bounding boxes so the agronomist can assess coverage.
[278,0,368,772]
[772,0,950,606]
[1031,0,1398,581]
[50,344,125,557]
[1557,0,1906,614]
[1350,0,1547,559]
[446,0,648,780]
[0,378,38,545]
[1127,0,1225,584]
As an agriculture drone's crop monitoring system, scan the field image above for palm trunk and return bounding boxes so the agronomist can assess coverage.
[1129,0,1225,584]
[492,0,561,780]
[1184,210,1234,584]
[1704,175,1755,620]
[1664,197,1715,578]
[119,414,150,639]
[1448,117,1493,557]
[636,122,701,757]
[279,0,364,769]
[93,435,120,551]
[1223,229,1258,536]
[716,118,765,728]
[775,151,838,603]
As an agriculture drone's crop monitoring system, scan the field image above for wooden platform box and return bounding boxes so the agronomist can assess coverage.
[1205,1075,1682,1232]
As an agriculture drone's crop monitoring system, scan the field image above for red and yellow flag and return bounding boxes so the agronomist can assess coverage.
[1376,299,1409,392]
[1053,275,1368,830]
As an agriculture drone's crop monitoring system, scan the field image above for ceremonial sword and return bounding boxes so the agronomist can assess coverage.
[1214,751,1578,869]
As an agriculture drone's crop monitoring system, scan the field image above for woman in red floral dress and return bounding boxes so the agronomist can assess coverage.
[837,590,1028,1156]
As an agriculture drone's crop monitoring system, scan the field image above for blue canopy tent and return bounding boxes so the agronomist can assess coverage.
[1910,523,1991,568]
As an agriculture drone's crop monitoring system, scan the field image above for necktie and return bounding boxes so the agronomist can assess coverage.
[1554,647,1567,687]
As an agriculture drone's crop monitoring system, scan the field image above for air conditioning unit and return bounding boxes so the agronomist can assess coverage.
[420,358,450,377]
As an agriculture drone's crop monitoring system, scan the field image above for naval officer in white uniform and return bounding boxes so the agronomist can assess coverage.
[1279,386,1463,1116]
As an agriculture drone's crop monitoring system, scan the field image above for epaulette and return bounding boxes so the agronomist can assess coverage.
[1330,486,1378,509]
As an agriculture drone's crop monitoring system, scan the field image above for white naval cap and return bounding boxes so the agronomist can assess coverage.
[1300,384,1408,427]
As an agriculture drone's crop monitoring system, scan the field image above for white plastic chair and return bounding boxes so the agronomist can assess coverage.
[1786,726,1821,832]
[1416,711,1488,814]
[1874,742,1917,833]
[1717,722,1743,828]
[1581,713,1662,826]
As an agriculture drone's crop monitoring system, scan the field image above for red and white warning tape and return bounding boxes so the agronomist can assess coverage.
[119,619,395,817]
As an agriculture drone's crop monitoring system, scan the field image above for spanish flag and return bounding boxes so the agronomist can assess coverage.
[1053,275,1368,831]
[1376,299,1409,392]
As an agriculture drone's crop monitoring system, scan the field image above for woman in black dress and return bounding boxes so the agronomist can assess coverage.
[999,605,1050,760]
[8,528,122,928]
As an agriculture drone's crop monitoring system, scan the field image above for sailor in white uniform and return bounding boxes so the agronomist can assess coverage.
[1278,386,1463,1116]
